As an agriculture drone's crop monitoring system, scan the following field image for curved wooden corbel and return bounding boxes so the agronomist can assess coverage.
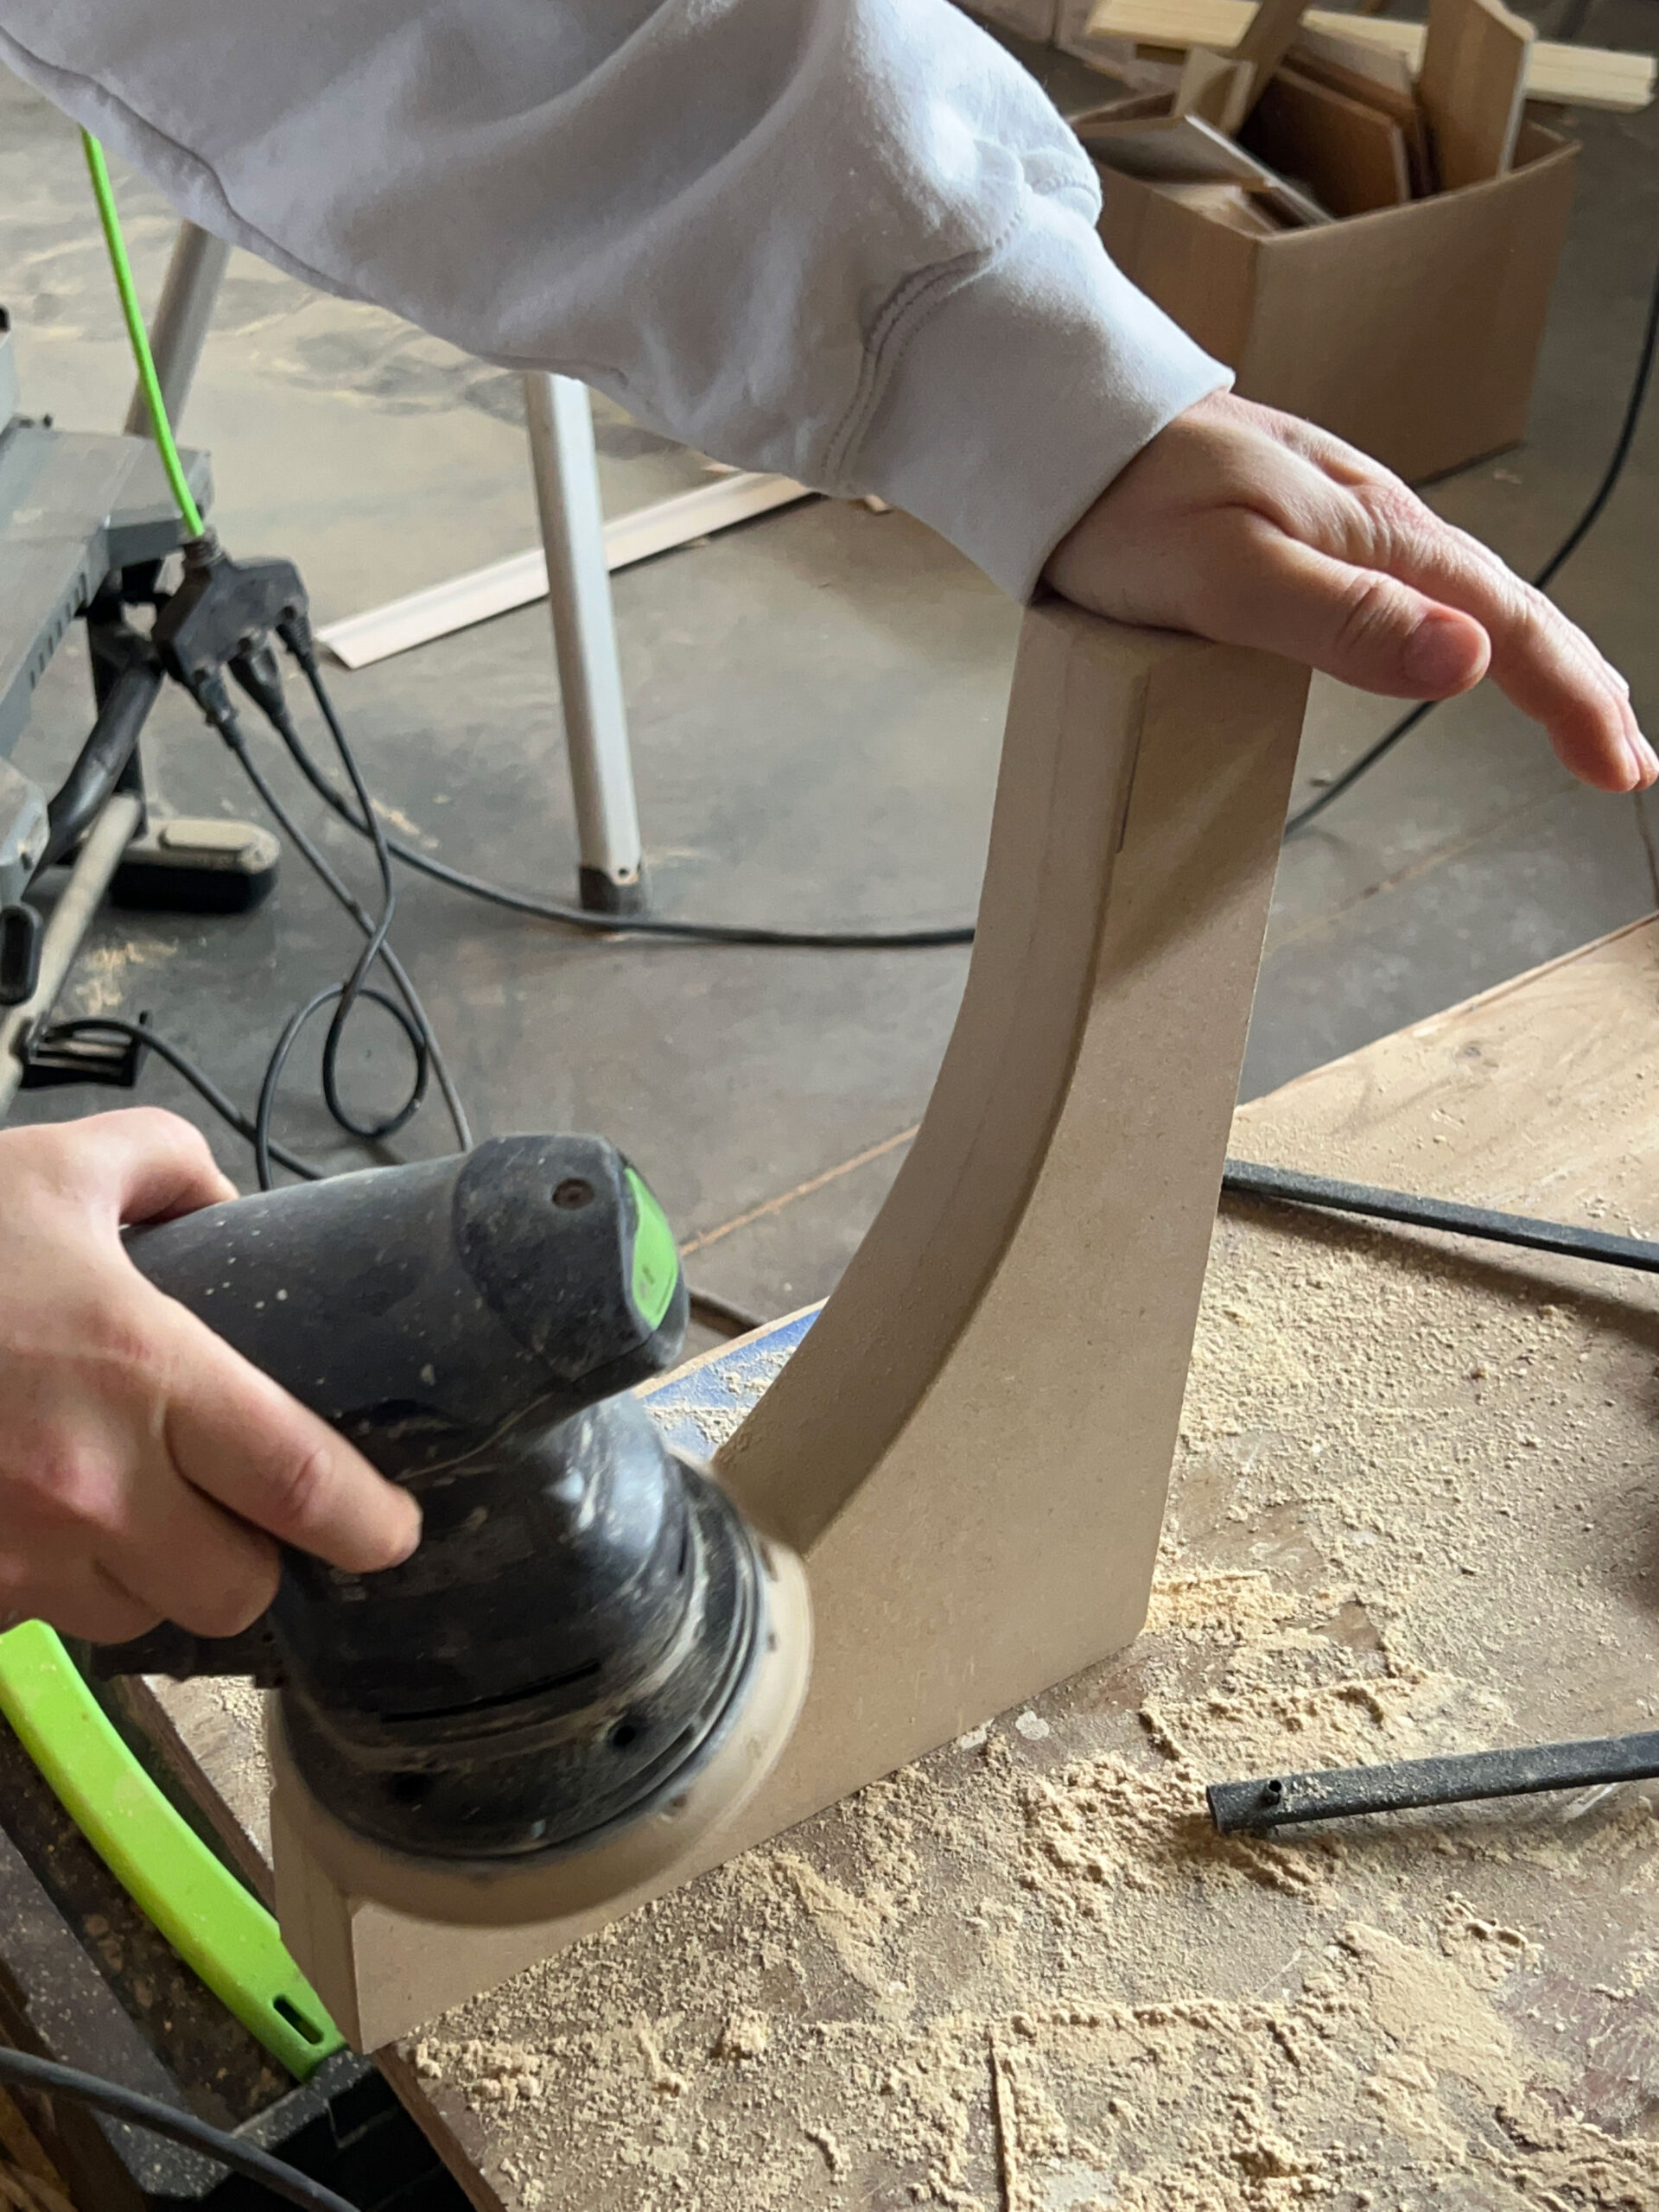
[271,602,1308,2044]
[715,599,1308,1825]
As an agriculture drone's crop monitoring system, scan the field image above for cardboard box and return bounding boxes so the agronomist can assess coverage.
[1096,120,1577,479]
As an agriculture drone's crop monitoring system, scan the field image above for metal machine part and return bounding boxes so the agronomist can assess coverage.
[94,1135,810,1923]
[0,315,212,763]
[0,758,48,907]
[0,307,285,1112]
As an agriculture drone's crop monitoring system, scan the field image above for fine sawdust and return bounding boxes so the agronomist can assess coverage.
[418,1205,1659,2209]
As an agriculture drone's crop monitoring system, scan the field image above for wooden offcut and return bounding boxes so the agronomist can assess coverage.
[1226,0,1318,122]
[1417,0,1533,188]
[1084,0,1655,111]
[1245,65,1412,213]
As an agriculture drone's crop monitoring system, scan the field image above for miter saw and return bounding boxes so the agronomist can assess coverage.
[91,1134,811,1927]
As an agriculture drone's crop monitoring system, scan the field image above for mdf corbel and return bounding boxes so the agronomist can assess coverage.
[270,602,1310,2047]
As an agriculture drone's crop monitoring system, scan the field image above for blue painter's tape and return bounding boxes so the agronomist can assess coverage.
[639,1306,820,1462]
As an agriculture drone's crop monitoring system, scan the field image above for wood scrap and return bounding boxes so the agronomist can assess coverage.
[1082,0,1656,111]
[1149,178,1292,232]
[1070,87,1178,130]
[1244,63,1413,213]
[1227,0,1318,122]
[1288,23,1433,190]
[1174,44,1253,123]
[1078,105,1278,176]
[1417,0,1532,187]
[1292,17,1417,100]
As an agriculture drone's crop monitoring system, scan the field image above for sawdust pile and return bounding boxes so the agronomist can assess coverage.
[422,1204,1659,2210]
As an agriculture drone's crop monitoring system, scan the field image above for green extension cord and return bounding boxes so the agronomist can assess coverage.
[81,129,205,536]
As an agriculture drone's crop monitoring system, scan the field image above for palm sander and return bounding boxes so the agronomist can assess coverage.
[94,1135,810,1926]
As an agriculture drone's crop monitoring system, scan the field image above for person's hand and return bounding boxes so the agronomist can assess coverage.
[0,1109,421,1643]
[1045,390,1653,796]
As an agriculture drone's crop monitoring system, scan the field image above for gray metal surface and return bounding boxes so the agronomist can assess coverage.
[0,422,210,760]
[0,757,46,905]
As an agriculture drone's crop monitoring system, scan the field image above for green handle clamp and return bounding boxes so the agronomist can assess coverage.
[0,1620,342,2079]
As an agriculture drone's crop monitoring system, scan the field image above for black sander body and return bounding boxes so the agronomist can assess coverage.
[93,1135,810,1924]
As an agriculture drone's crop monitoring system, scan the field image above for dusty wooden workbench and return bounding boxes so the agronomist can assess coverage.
[136,914,1659,2209]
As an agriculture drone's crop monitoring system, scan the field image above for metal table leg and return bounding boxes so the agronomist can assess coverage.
[121,221,230,437]
[524,374,647,914]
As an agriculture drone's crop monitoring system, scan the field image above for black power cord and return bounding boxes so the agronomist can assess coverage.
[1286,239,1659,838]
[0,2046,359,2212]
[263,636,975,949]
[181,626,473,1190]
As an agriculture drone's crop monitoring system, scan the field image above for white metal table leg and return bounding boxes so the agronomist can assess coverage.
[524,373,647,913]
[122,221,231,436]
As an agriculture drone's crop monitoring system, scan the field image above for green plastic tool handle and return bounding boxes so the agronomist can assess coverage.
[0,1621,343,2079]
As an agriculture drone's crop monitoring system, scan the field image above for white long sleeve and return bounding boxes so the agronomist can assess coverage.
[0,0,1228,598]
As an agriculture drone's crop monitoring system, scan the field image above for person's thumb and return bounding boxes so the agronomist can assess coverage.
[1205,527,1492,701]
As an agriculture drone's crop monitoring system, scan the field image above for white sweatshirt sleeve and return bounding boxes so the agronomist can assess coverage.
[0,0,1229,599]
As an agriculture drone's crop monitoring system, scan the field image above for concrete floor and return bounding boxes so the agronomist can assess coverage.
[2,5,1656,1343]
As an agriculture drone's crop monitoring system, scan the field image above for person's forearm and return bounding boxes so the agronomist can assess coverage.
[0,0,1224,599]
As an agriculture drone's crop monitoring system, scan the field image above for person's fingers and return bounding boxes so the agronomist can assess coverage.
[156,1302,422,1573]
[28,1108,239,1229]
[1327,482,1651,791]
[8,1565,162,1645]
[1046,389,1647,795]
[105,1459,284,1637]
[1172,508,1493,700]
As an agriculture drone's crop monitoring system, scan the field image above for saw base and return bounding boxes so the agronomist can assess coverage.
[268,1540,810,1929]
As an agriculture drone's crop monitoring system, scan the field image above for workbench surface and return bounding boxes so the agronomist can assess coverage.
[145,916,1659,2210]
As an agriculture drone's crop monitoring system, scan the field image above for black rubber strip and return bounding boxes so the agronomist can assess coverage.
[1209,1732,1659,1832]
[1222,1159,1659,1276]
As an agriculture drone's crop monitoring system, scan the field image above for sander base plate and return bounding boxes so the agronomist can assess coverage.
[267,1537,811,1928]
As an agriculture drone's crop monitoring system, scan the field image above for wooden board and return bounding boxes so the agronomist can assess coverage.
[1173,44,1252,124]
[1418,0,1532,188]
[1293,16,1419,102]
[135,912,1659,2207]
[1228,0,1317,122]
[1244,63,1412,213]
[1288,24,1433,192]
[1084,0,1656,111]
[1078,105,1302,186]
